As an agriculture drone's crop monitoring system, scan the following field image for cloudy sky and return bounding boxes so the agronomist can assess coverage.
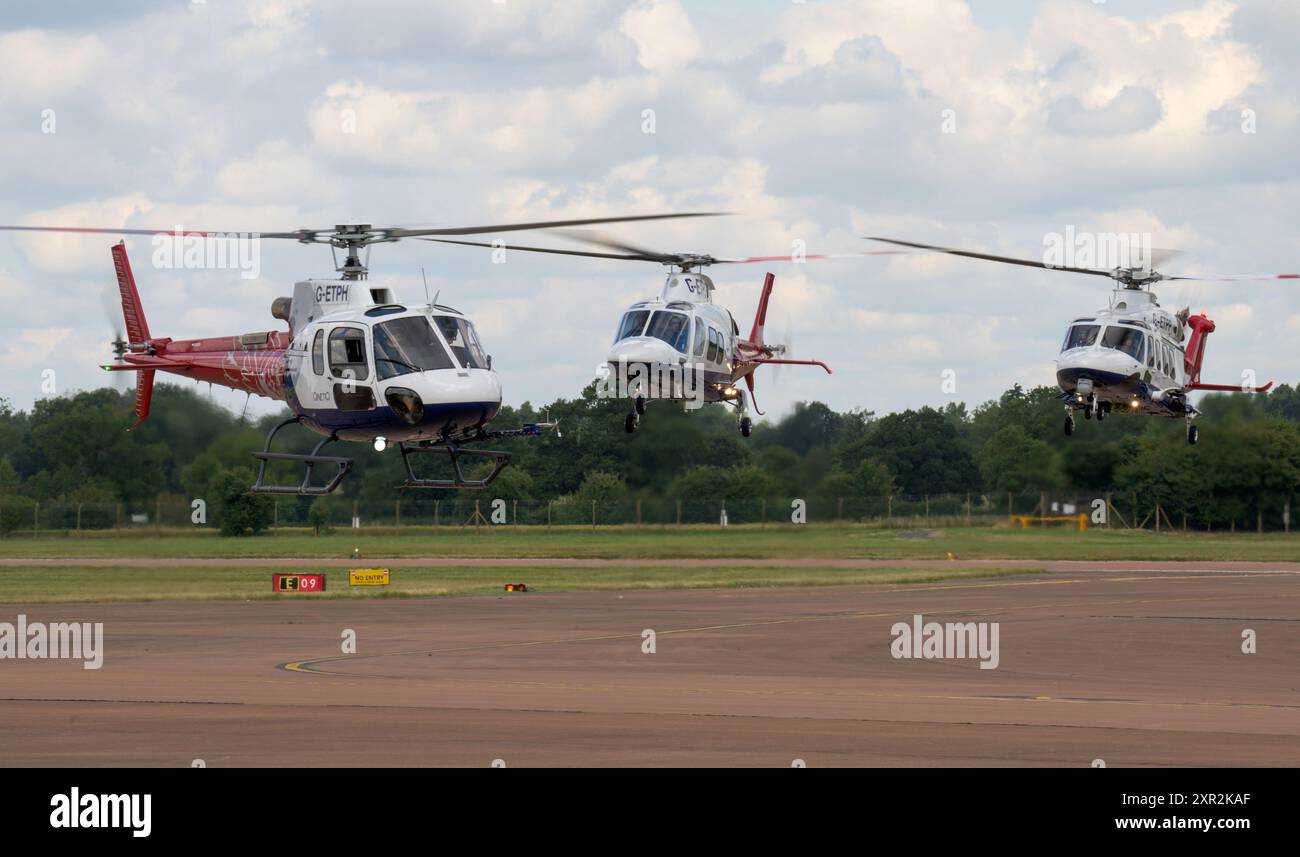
[2,0,1298,422]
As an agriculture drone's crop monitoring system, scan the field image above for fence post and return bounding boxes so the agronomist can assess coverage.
[34,502,39,537]
[76,503,82,534]
[887,494,892,519]
[591,499,597,530]
[547,500,552,534]
[156,496,162,531]
[513,499,518,530]
[676,499,682,527]
[395,499,401,527]
[1007,493,1012,520]
[1155,503,1161,533]
[273,499,279,529]
[434,500,440,529]
[636,498,641,528]
[1286,499,1292,534]
[965,494,970,525]
[1105,493,1112,528]
[116,502,122,529]
[924,495,930,523]
[1258,507,1263,534]
[761,498,767,528]
[837,497,843,521]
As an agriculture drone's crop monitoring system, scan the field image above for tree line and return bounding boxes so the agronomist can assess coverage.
[2,379,1299,533]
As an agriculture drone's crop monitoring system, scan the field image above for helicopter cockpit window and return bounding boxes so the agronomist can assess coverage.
[311,329,325,376]
[432,316,489,369]
[373,316,455,380]
[1101,326,1145,361]
[645,311,690,353]
[615,310,650,343]
[1062,324,1100,351]
[328,326,369,381]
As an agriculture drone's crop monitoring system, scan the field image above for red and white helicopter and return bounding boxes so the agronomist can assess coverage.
[434,232,900,435]
[2,215,712,493]
[868,236,1295,444]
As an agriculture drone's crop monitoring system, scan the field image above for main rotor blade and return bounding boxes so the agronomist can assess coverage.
[1166,273,1300,282]
[0,225,303,239]
[552,229,678,263]
[713,250,911,264]
[864,236,1114,278]
[393,212,727,239]
[422,238,656,262]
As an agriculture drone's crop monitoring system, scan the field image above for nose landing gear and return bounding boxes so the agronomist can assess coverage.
[1186,421,1199,445]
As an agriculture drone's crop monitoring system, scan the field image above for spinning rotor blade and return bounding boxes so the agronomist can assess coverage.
[422,238,659,262]
[1165,273,1300,282]
[0,212,726,245]
[867,237,1300,283]
[431,228,909,269]
[864,237,1114,278]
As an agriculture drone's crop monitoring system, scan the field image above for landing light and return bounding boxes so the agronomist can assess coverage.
[374,437,387,452]
[1129,400,1140,410]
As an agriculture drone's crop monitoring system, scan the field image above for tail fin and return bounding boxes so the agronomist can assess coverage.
[130,370,155,432]
[112,242,155,431]
[748,272,774,348]
[112,241,150,344]
[1183,312,1273,393]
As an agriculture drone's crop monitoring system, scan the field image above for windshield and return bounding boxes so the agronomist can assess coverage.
[645,311,691,353]
[1101,325,1145,361]
[615,310,649,343]
[1062,324,1100,352]
[432,316,489,369]
[372,316,454,380]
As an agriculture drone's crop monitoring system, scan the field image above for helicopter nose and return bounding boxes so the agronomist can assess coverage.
[607,337,683,367]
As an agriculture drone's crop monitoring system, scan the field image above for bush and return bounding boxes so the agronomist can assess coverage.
[212,467,273,536]
[0,493,37,535]
[307,498,333,536]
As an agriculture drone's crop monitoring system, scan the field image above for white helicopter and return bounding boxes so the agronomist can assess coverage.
[868,236,1295,444]
[1,214,712,493]
[433,232,897,435]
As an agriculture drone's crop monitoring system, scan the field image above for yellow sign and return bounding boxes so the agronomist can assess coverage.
[349,568,391,587]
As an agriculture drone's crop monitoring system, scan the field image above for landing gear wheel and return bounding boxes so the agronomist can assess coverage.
[625,413,639,434]
[1096,406,1106,422]
[1084,408,1092,420]
[739,417,753,437]
[635,396,647,416]
[1187,424,1199,445]
[1064,415,1075,437]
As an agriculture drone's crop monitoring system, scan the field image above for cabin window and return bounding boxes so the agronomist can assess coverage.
[707,328,722,364]
[433,315,488,369]
[311,329,325,375]
[615,310,649,343]
[328,326,369,381]
[645,311,691,353]
[693,320,706,358]
[373,316,455,380]
[1062,324,1100,351]
[1101,326,1145,361]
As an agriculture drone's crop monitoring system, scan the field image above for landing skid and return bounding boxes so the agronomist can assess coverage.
[250,417,353,496]
[399,423,551,490]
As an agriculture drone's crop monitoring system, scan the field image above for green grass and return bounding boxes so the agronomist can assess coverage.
[0,564,1036,604]
[1,524,1298,562]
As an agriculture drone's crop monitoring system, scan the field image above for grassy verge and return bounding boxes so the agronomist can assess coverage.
[1,524,1299,562]
[0,564,1037,604]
